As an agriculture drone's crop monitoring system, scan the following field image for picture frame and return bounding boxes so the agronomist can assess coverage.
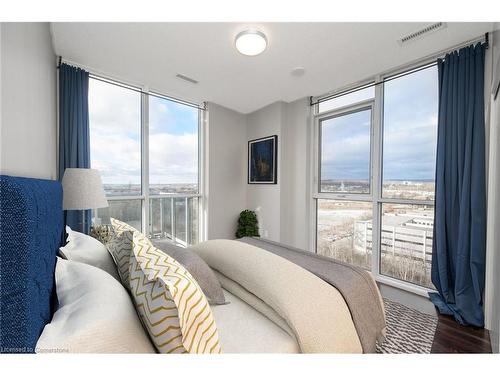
[248,135,278,184]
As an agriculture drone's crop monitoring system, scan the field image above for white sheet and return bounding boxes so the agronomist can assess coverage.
[211,290,300,353]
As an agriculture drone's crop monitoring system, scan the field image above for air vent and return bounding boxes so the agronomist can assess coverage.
[399,22,446,45]
[175,74,199,84]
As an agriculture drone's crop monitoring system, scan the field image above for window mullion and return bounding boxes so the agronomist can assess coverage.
[379,198,435,205]
[199,108,207,243]
[312,193,372,201]
[309,109,320,253]
[371,75,384,277]
[141,91,150,236]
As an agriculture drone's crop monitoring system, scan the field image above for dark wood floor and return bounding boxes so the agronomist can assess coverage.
[431,313,492,353]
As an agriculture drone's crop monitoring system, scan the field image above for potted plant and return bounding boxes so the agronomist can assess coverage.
[235,210,260,238]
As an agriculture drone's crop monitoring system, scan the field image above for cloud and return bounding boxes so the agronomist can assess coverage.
[89,78,199,186]
[321,109,371,180]
[149,96,198,136]
[382,115,437,180]
[149,133,198,184]
[321,66,439,181]
[90,131,142,184]
[88,79,141,137]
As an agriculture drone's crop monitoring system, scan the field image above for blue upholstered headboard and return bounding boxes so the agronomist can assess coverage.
[0,175,63,353]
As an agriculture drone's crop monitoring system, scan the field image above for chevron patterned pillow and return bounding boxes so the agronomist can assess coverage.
[130,231,222,354]
[107,218,151,290]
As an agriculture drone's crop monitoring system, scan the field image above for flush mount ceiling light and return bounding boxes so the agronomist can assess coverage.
[235,30,267,56]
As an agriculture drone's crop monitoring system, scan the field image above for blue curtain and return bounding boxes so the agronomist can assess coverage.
[58,63,91,234]
[430,43,487,327]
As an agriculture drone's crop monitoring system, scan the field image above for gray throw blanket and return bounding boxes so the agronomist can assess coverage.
[239,237,386,353]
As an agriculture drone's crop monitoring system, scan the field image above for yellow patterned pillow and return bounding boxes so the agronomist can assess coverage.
[107,218,151,290]
[130,231,222,354]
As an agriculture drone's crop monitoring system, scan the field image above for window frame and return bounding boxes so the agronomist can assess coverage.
[317,100,375,196]
[88,74,205,246]
[311,60,438,297]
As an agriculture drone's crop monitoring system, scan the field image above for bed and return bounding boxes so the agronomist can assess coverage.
[0,175,386,354]
[0,175,63,353]
[211,289,300,353]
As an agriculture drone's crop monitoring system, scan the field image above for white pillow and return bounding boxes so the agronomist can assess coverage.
[36,258,156,353]
[59,226,120,281]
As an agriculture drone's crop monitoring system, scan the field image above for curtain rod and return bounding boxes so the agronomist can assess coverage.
[310,32,490,107]
[57,58,206,111]
[89,75,206,111]
[309,62,437,107]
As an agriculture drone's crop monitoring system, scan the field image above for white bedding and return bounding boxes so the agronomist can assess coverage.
[193,240,362,353]
[211,290,300,353]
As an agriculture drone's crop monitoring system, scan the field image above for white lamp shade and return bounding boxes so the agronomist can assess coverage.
[62,168,109,210]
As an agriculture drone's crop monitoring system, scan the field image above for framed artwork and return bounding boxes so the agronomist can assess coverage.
[248,135,278,184]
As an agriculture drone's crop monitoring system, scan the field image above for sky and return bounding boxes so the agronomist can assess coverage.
[89,79,199,187]
[321,109,371,181]
[320,65,438,182]
[90,66,438,189]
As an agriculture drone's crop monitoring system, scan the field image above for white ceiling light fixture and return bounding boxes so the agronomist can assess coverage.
[235,30,267,56]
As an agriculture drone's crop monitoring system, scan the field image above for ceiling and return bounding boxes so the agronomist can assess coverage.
[51,22,495,113]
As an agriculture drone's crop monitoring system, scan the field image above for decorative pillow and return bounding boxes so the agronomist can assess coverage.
[107,218,150,289]
[130,231,222,354]
[36,258,156,353]
[59,226,120,282]
[152,239,226,305]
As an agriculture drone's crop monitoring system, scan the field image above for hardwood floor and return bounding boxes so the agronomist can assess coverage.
[378,283,493,353]
[431,313,492,353]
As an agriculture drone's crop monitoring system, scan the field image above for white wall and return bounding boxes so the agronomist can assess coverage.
[485,26,500,353]
[208,99,312,247]
[0,23,57,180]
[206,103,247,240]
[280,98,311,250]
[246,102,284,242]
[244,99,312,248]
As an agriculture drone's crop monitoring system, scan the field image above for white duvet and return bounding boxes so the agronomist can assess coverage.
[191,239,363,353]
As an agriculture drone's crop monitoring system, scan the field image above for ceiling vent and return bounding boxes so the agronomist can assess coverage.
[175,74,199,84]
[399,22,446,45]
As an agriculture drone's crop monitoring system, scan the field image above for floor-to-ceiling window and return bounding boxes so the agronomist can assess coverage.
[379,67,438,289]
[89,77,143,230]
[148,94,200,246]
[317,97,374,270]
[314,63,438,290]
[89,76,203,246]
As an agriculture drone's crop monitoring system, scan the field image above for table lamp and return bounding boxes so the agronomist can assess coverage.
[61,168,108,233]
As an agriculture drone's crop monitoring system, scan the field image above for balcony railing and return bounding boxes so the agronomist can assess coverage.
[92,195,200,247]
[149,195,199,247]
[354,221,434,288]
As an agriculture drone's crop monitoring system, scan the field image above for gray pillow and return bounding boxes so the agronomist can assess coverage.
[152,240,226,305]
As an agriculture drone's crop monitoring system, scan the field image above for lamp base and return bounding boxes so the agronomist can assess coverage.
[77,210,89,234]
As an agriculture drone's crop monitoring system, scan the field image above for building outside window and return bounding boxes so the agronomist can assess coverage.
[314,64,438,290]
[89,76,203,246]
